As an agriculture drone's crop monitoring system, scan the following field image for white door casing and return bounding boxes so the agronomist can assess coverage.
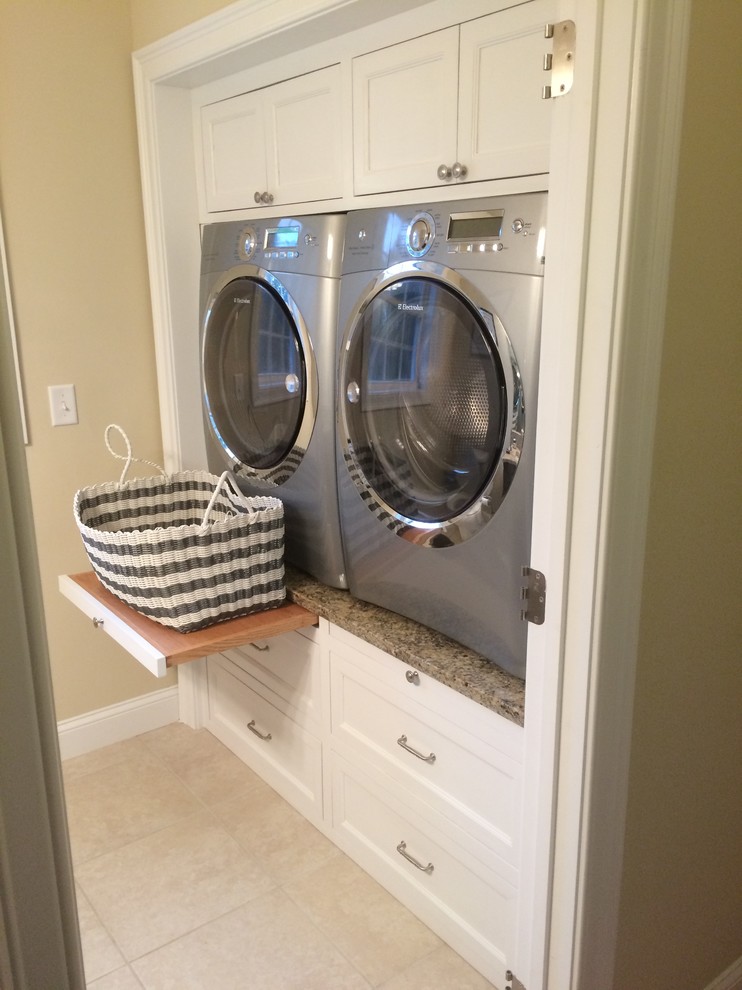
[131,1,691,987]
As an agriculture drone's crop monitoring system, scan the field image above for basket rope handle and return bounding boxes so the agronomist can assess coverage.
[201,471,254,528]
[105,424,167,485]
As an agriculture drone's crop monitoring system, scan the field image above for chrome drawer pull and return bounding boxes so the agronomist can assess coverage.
[246,720,272,741]
[405,669,420,685]
[396,840,434,874]
[92,617,104,629]
[397,734,436,764]
[249,641,270,652]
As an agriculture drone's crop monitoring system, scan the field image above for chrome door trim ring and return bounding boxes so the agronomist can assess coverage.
[201,264,319,485]
[338,260,525,547]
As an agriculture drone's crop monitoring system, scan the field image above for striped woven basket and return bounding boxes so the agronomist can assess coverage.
[73,426,285,632]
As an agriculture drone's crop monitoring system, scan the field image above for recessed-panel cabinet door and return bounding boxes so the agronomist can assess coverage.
[458,0,555,181]
[352,27,459,196]
[266,64,342,205]
[201,91,266,212]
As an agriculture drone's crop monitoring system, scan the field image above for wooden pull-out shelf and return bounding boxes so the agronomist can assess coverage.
[59,571,318,678]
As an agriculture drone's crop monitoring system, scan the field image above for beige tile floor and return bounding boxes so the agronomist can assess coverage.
[64,722,496,989]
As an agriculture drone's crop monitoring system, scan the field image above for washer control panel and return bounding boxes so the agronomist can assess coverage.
[200,214,346,279]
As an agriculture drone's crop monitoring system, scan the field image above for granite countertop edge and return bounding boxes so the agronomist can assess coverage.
[284,566,525,727]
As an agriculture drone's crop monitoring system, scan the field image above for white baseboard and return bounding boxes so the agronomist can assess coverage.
[57,687,179,760]
[706,956,742,990]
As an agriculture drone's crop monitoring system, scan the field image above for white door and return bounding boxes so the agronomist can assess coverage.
[200,91,266,212]
[266,64,343,206]
[352,27,459,195]
[458,0,555,182]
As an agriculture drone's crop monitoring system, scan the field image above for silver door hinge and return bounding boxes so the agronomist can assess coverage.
[520,567,546,624]
[506,970,527,990]
[542,20,575,99]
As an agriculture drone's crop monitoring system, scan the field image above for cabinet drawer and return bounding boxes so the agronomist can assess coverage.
[59,574,167,676]
[206,656,322,821]
[331,754,515,988]
[224,627,322,731]
[330,646,521,862]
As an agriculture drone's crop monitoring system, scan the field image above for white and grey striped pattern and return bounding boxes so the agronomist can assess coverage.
[73,471,285,632]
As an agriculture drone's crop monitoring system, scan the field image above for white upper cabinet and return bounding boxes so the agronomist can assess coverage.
[200,64,342,213]
[353,1,554,196]
[458,2,553,183]
[352,28,460,196]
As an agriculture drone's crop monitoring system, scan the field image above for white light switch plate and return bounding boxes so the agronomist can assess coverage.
[48,384,78,426]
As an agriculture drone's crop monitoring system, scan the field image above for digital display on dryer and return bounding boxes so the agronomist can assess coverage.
[264,225,300,249]
[447,211,504,241]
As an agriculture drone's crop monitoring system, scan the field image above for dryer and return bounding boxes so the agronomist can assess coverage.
[200,213,347,588]
[336,194,547,677]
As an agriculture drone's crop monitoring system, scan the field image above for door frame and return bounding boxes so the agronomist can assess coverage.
[132,1,691,987]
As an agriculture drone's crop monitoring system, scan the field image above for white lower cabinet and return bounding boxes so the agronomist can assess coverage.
[204,628,324,825]
[331,752,516,989]
[204,618,523,985]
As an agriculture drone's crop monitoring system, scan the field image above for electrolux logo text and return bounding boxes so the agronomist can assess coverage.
[397,303,423,311]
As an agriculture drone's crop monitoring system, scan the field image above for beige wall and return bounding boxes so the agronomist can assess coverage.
[614,1,742,986]
[130,0,232,51]
[0,0,181,719]
[0,0,239,722]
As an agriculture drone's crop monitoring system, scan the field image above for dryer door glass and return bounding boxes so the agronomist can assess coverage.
[203,277,305,469]
[345,276,507,523]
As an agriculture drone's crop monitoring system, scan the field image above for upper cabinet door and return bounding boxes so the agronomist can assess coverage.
[458,0,554,182]
[352,28,460,196]
[266,65,343,206]
[200,65,342,213]
[201,91,266,213]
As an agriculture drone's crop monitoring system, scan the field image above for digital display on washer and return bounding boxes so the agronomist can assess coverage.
[447,211,504,241]
[264,225,300,249]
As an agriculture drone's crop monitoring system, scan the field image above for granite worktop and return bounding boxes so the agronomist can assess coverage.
[285,565,525,727]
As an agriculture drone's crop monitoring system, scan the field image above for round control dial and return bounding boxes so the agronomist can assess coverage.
[237,227,257,261]
[406,212,435,257]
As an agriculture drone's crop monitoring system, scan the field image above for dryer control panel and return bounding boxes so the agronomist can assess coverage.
[343,193,547,278]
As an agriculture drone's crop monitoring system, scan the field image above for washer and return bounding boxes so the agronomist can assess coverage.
[200,213,347,588]
[336,194,547,677]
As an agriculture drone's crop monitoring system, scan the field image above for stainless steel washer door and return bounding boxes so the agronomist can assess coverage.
[339,262,523,546]
[202,268,318,484]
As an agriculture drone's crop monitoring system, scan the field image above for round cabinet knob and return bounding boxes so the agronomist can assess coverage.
[437,163,452,181]
[285,373,300,394]
[254,191,262,203]
[346,381,360,404]
[451,161,468,179]
[260,191,274,204]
